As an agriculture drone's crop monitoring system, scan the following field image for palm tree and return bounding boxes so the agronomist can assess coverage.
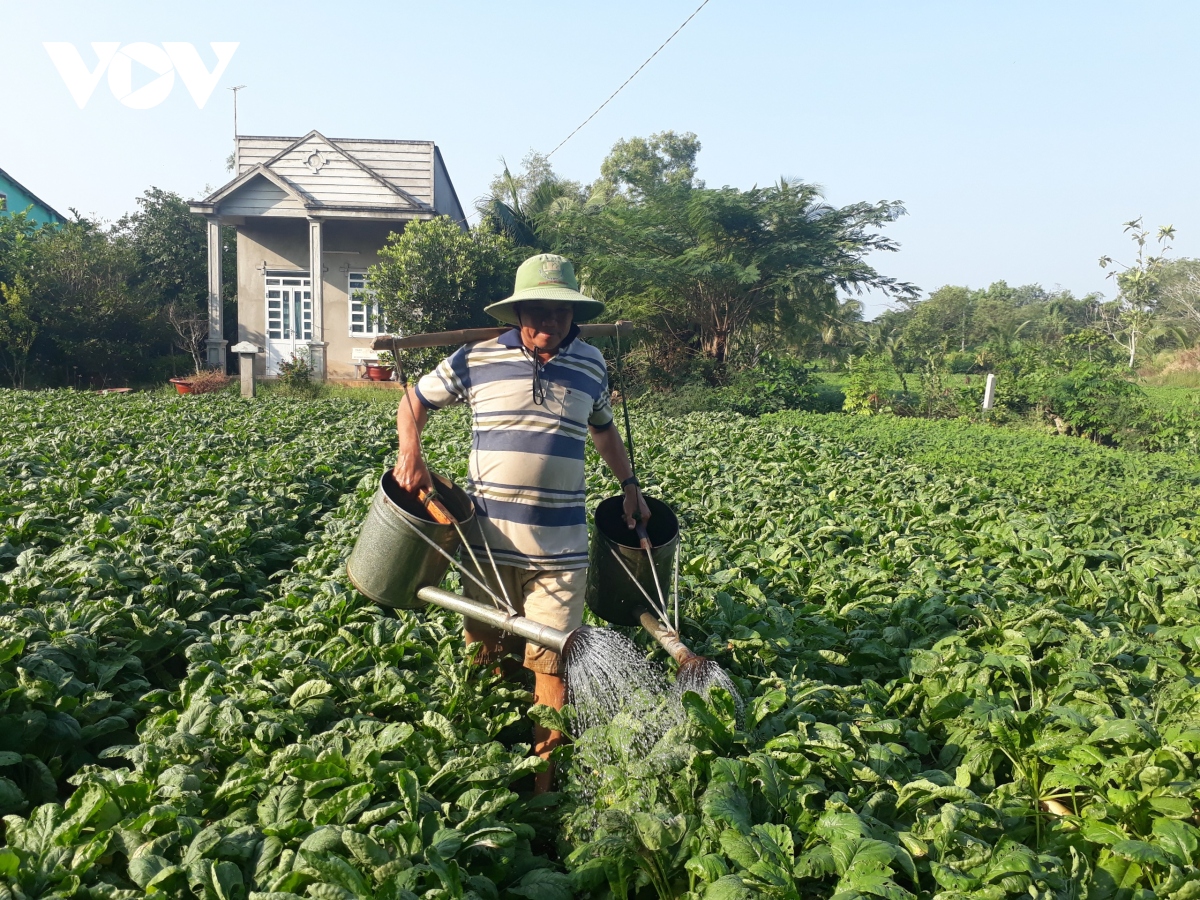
[985,319,1031,362]
[476,162,580,252]
[861,322,908,391]
[815,297,864,365]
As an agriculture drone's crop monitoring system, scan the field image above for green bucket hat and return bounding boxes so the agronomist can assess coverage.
[485,253,605,326]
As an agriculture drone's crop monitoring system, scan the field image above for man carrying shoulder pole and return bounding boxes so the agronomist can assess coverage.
[392,253,649,793]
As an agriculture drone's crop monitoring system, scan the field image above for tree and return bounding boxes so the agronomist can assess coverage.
[861,322,909,391]
[593,130,702,201]
[1098,218,1176,368]
[478,152,583,251]
[812,296,864,366]
[0,277,38,388]
[166,300,209,373]
[557,164,916,369]
[1158,257,1200,344]
[901,285,974,361]
[28,216,158,385]
[0,212,43,386]
[116,187,238,364]
[368,217,515,371]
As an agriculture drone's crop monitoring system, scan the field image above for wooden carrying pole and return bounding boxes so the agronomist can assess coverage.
[372,320,634,352]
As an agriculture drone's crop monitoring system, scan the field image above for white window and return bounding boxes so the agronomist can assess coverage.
[348,271,386,336]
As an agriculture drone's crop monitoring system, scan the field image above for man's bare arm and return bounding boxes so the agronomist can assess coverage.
[393,387,433,492]
[590,423,651,530]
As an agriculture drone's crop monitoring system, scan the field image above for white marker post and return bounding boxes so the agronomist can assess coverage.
[231,341,259,398]
[982,373,997,420]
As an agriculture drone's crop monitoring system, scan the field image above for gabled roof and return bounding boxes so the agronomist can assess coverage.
[191,131,466,224]
[200,162,313,208]
[0,166,65,222]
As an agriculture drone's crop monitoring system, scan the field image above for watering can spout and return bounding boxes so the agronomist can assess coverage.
[633,605,699,665]
[416,585,579,655]
[413,588,699,671]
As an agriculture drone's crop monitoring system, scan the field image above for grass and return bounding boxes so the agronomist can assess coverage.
[1142,370,1200,389]
[1142,383,1200,409]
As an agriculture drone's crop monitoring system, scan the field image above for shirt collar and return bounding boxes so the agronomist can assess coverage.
[498,323,580,355]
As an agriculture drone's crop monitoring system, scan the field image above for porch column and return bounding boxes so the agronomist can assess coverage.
[205,217,227,370]
[307,217,327,380]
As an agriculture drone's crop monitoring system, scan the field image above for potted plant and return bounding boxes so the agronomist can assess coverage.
[365,350,395,381]
[169,369,230,395]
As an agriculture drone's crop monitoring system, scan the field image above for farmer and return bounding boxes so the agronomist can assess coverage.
[392,252,649,792]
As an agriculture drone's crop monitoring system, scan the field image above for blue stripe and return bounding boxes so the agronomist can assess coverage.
[468,544,590,565]
[468,479,586,497]
[473,430,585,459]
[412,383,440,410]
[472,496,587,527]
[448,345,472,390]
[591,418,615,431]
[466,359,604,396]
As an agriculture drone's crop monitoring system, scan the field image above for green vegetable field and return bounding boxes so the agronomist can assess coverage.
[3,391,1200,900]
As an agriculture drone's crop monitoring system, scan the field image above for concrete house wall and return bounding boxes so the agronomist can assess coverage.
[191,131,466,379]
[236,218,397,379]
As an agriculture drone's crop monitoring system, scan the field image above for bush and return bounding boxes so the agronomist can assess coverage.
[843,353,898,414]
[631,354,827,417]
[186,369,230,394]
[945,350,977,374]
[277,351,319,397]
[725,353,817,416]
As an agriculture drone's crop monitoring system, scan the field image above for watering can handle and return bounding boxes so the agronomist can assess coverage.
[419,487,457,526]
[635,521,653,553]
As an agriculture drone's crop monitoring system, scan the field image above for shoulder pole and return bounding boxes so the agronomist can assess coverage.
[612,329,636,475]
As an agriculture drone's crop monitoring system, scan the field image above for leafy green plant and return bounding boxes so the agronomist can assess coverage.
[843,353,898,414]
[4,394,1200,900]
[277,351,316,395]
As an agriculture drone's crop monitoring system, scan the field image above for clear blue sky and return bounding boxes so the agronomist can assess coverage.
[3,1,1198,317]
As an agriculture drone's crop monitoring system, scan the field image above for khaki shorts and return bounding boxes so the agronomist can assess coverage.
[462,564,586,675]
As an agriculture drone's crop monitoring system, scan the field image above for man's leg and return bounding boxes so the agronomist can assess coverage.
[462,565,521,672]
[520,568,586,794]
[532,672,566,794]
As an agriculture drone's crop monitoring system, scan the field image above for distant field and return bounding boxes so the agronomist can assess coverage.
[1142,382,1200,408]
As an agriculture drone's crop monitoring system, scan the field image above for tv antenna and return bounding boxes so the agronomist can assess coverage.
[229,84,247,138]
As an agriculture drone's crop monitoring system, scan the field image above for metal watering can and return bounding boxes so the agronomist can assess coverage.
[585,496,699,666]
[346,470,475,610]
[347,471,582,655]
[346,475,701,666]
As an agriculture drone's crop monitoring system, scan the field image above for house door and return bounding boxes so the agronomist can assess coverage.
[265,273,312,375]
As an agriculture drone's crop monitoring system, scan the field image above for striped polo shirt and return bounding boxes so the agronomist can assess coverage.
[413,325,614,570]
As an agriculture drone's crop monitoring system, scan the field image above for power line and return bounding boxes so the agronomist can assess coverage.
[546,0,713,159]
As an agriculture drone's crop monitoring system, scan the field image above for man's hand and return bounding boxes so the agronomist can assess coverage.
[623,484,651,531]
[394,386,432,493]
[392,448,433,494]
[590,421,652,531]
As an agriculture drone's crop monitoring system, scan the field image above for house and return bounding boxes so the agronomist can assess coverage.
[0,166,65,226]
[190,131,466,379]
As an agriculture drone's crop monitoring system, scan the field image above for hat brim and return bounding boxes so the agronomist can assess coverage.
[484,285,606,326]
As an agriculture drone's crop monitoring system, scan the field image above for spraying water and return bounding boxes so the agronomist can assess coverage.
[562,626,741,829]
[565,627,681,737]
[675,656,745,721]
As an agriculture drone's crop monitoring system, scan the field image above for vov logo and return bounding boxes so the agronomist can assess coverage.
[43,42,239,110]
